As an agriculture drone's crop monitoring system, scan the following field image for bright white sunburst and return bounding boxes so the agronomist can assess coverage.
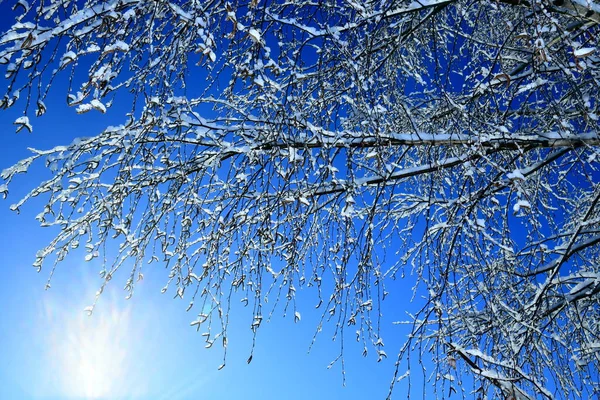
[40,288,150,400]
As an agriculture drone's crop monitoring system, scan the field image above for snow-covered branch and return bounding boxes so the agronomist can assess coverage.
[1,0,599,398]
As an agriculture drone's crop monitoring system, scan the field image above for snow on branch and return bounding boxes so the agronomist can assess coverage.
[1,0,599,398]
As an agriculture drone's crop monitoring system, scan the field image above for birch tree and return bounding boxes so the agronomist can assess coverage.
[1,0,599,398]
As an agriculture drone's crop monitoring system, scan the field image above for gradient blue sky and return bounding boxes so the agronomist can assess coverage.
[0,49,425,400]
[0,3,439,397]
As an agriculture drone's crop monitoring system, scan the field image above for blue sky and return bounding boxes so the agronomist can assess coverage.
[2,2,596,399]
[0,4,442,398]
[0,79,425,399]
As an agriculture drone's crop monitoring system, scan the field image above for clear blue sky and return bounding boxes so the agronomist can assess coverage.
[0,50,426,400]
[0,4,437,398]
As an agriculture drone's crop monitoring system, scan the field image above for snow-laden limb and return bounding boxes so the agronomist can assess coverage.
[237,131,600,150]
[1,0,600,399]
[448,343,554,399]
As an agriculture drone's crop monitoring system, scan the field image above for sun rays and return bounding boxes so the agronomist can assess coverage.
[39,286,149,399]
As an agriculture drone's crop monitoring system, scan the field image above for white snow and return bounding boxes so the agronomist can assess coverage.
[90,99,107,113]
[76,103,93,114]
[60,51,77,68]
[513,199,531,213]
[14,116,32,133]
[507,169,525,180]
[103,40,130,53]
[574,47,595,57]
[248,28,262,43]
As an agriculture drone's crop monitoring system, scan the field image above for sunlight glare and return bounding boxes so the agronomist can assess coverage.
[41,290,149,399]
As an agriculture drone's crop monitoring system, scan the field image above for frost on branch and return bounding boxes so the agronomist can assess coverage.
[1,0,600,398]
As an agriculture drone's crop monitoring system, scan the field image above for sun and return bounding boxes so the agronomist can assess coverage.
[59,306,129,398]
[41,289,148,399]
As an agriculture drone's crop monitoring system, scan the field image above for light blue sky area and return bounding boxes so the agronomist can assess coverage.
[0,69,430,399]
